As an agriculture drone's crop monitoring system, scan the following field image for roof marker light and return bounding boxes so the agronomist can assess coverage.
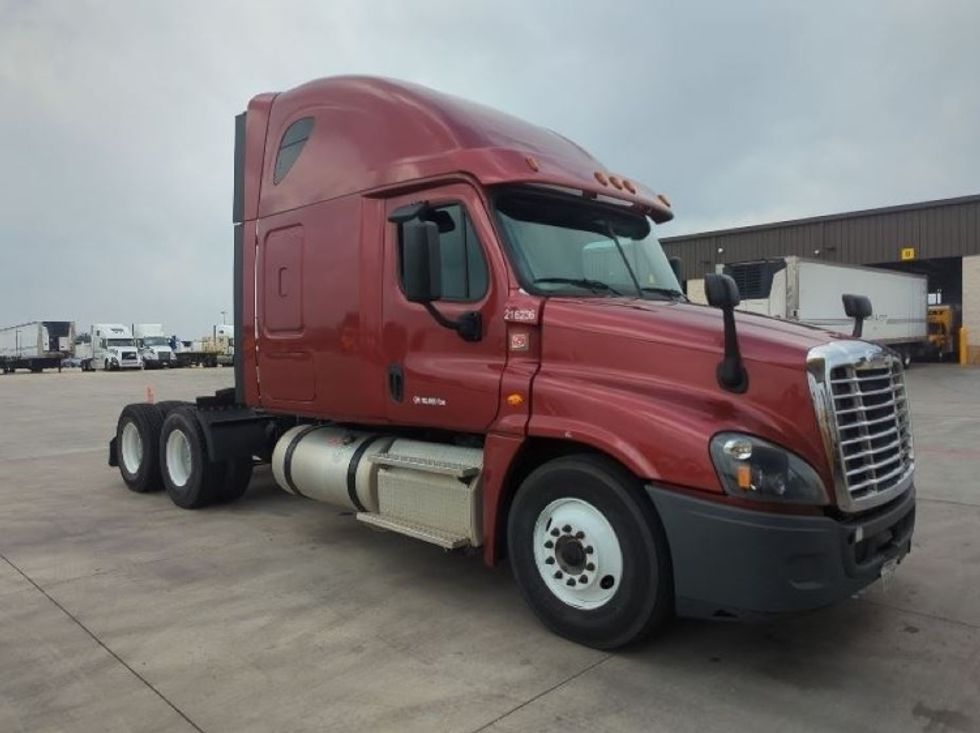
[594,171,609,186]
[656,193,672,208]
[623,179,636,194]
[525,156,540,172]
[608,176,623,190]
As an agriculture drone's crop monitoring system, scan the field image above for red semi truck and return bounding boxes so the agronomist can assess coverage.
[109,77,915,648]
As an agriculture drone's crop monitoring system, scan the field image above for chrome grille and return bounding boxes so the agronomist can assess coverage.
[807,342,915,512]
[829,361,913,500]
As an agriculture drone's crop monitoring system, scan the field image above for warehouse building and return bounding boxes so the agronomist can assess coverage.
[661,193,980,363]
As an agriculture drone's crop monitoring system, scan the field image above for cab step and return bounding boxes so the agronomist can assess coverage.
[355,513,470,550]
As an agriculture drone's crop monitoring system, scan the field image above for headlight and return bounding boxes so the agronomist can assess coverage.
[709,432,828,505]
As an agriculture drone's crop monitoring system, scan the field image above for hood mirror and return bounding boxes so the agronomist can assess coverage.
[842,294,872,338]
[704,273,748,393]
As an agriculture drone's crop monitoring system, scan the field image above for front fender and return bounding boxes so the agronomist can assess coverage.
[527,358,826,495]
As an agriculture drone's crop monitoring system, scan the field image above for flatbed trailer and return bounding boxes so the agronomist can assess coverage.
[173,351,219,368]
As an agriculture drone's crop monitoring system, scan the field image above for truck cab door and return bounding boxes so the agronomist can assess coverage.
[382,184,508,432]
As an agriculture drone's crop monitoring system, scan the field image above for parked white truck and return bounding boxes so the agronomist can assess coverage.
[716,257,928,365]
[133,323,175,369]
[0,321,75,373]
[76,324,143,371]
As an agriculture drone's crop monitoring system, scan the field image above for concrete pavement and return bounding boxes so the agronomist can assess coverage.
[0,365,978,732]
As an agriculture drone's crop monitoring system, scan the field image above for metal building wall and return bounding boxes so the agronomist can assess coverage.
[662,194,980,278]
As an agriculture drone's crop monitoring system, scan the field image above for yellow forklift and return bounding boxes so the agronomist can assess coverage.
[927,304,959,360]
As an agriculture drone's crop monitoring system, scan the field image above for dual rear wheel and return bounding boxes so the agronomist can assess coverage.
[115,403,253,508]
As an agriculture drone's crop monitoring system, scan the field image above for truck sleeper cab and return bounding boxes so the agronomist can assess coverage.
[133,323,175,368]
[109,77,915,649]
[81,324,142,371]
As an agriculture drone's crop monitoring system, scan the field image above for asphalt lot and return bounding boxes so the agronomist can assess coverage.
[1,365,979,733]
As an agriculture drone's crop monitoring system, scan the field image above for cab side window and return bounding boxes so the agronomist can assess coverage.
[399,204,489,302]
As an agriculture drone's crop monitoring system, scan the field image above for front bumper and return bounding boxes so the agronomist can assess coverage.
[647,484,915,619]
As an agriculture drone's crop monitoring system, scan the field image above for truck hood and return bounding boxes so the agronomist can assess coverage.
[532,297,845,493]
[544,297,841,369]
[142,346,172,357]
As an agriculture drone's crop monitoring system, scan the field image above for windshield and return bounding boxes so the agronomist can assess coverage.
[142,337,169,346]
[494,189,683,299]
[107,338,133,347]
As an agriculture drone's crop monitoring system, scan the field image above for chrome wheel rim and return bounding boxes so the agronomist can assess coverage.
[120,421,142,475]
[533,497,623,609]
[165,429,193,487]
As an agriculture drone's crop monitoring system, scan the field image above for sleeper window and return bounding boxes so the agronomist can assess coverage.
[273,117,314,184]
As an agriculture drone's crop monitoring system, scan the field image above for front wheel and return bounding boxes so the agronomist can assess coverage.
[508,455,673,649]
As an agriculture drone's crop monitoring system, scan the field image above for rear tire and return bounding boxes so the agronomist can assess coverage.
[156,400,191,418]
[159,407,223,509]
[507,454,673,649]
[116,403,165,493]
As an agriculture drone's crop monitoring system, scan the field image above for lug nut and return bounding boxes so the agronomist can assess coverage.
[551,528,560,537]
[566,578,576,586]
[544,540,554,549]
[585,545,594,554]
[554,571,563,579]
[586,562,595,571]
[575,531,585,539]
[579,575,588,584]
[562,525,572,533]
[545,557,555,565]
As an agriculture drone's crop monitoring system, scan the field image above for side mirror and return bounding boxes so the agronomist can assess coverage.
[668,256,684,284]
[704,273,741,309]
[842,294,872,338]
[704,273,748,393]
[402,220,442,303]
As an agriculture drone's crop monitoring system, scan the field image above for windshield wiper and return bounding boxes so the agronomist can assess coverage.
[640,286,685,301]
[532,277,624,295]
[600,222,643,298]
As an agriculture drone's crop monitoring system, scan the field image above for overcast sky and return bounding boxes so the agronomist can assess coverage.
[2,1,978,337]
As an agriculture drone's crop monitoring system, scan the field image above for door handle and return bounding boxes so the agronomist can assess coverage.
[387,364,404,402]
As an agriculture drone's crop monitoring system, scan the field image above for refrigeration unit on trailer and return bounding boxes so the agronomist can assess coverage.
[721,257,928,365]
[133,323,175,368]
[78,324,142,371]
[108,76,916,649]
[0,321,75,373]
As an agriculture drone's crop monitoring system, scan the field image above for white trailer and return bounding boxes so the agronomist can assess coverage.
[76,324,143,371]
[0,321,75,373]
[720,257,928,364]
[133,323,175,369]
